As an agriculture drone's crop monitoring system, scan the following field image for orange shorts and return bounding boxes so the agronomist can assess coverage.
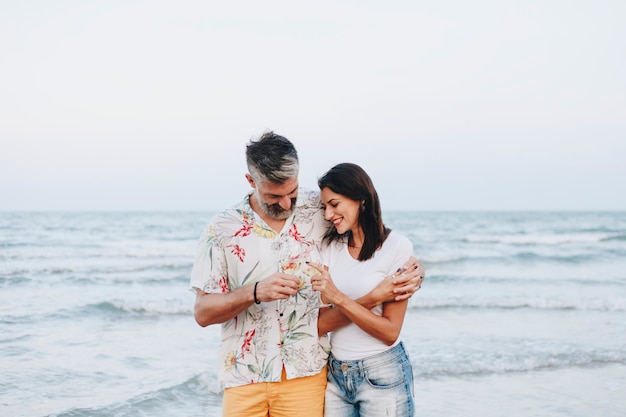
[222,366,327,417]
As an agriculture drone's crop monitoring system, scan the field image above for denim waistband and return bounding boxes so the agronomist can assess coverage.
[328,342,408,374]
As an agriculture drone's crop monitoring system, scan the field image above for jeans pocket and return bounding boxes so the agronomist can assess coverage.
[365,361,404,389]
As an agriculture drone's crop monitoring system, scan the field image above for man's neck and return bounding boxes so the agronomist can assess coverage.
[249,194,287,233]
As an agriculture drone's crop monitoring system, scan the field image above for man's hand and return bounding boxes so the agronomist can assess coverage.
[368,256,424,304]
[391,256,424,301]
[254,272,301,303]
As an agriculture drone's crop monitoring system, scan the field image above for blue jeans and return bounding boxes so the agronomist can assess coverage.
[325,342,415,417]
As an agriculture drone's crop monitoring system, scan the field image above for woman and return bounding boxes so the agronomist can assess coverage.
[309,163,415,417]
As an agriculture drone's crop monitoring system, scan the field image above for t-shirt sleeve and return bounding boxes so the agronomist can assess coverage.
[387,233,414,275]
[189,225,229,294]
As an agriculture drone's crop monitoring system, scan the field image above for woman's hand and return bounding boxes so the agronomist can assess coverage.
[391,256,425,301]
[307,261,344,306]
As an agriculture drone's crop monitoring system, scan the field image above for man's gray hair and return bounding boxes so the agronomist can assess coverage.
[246,131,299,183]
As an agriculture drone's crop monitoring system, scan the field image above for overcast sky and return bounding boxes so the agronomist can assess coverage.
[1,0,624,211]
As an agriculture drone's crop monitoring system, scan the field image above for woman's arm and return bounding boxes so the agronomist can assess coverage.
[328,292,408,345]
[310,262,409,344]
[314,256,423,336]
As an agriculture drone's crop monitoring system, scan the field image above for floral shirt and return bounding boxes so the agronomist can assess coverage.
[190,189,331,389]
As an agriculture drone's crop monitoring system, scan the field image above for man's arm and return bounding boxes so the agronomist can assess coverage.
[194,287,255,327]
[194,272,301,327]
[369,256,425,302]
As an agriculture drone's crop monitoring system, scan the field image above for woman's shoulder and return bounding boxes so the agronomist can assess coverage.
[384,230,413,251]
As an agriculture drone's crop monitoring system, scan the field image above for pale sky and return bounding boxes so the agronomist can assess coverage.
[1,0,625,211]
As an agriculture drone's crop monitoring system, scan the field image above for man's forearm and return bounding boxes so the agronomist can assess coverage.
[194,286,255,327]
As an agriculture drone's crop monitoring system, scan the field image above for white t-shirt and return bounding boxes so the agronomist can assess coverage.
[322,231,413,360]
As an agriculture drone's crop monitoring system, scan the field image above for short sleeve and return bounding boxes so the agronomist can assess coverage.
[189,225,229,294]
[387,232,414,275]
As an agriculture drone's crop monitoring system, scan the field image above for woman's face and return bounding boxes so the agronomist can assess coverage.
[320,187,361,235]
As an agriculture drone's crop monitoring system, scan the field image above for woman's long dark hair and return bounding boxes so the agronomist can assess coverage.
[318,163,390,261]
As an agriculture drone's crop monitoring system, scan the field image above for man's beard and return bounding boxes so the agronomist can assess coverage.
[257,193,297,220]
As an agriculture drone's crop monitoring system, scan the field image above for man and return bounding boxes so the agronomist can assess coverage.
[190,131,423,417]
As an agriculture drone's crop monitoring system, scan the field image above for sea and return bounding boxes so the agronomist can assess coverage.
[1,211,625,417]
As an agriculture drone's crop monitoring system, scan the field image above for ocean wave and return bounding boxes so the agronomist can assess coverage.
[0,334,32,345]
[66,262,191,278]
[0,274,30,286]
[423,251,597,266]
[410,297,626,312]
[2,301,191,324]
[424,273,625,286]
[413,348,626,378]
[73,301,192,318]
[0,249,193,261]
[601,234,626,242]
[463,233,618,245]
[52,373,221,417]
[1,263,191,283]
[68,274,190,286]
